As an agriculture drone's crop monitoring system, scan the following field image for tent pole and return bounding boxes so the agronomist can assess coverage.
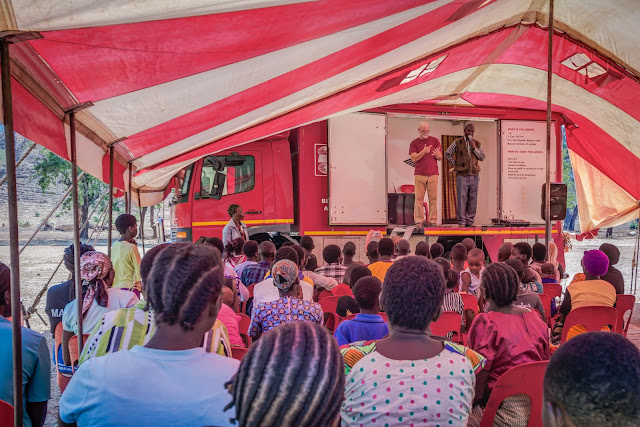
[108,146,114,257]
[0,142,35,188]
[68,111,84,356]
[544,0,554,250]
[137,190,146,255]
[1,39,24,427]
[127,163,133,214]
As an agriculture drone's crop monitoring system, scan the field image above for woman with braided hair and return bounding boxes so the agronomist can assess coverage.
[61,251,138,366]
[225,322,344,426]
[59,243,239,427]
[222,203,248,247]
[466,262,549,427]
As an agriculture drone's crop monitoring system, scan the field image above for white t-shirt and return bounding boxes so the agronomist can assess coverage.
[59,346,239,426]
[253,277,313,304]
[62,288,139,335]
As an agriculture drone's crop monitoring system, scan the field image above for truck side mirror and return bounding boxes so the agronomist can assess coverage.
[211,172,226,200]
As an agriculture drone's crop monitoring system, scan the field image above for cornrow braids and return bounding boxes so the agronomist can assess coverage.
[145,243,224,331]
[481,262,519,308]
[226,322,345,426]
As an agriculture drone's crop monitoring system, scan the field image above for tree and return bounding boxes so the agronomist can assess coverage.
[34,150,108,240]
[561,126,579,230]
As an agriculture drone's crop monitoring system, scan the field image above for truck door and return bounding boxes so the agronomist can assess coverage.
[191,151,264,240]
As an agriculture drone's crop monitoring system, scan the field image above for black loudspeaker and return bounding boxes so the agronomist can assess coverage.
[388,193,415,225]
[541,182,567,221]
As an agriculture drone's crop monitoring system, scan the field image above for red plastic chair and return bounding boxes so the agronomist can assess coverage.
[399,185,428,218]
[0,400,13,426]
[319,296,341,331]
[231,347,249,361]
[316,290,334,301]
[542,283,563,300]
[479,361,548,427]
[561,306,617,344]
[68,334,90,373]
[460,293,479,315]
[236,313,252,347]
[54,323,72,393]
[538,294,553,327]
[614,294,636,336]
[430,311,462,340]
[240,284,256,314]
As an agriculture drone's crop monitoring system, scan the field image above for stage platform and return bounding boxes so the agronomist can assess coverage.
[388,224,558,237]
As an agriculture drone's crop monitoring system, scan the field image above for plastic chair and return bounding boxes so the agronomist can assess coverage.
[614,294,636,336]
[430,311,462,340]
[399,185,414,193]
[54,323,73,393]
[542,283,563,300]
[68,334,89,373]
[317,289,333,301]
[319,296,341,331]
[0,400,13,426]
[479,361,548,427]
[231,347,249,361]
[240,284,256,314]
[460,293,479,315]
[236,313,252,347]
[538,294,553,327]
[561,306,617,344]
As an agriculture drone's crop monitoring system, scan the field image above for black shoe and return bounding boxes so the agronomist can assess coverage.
[465,223,474,227]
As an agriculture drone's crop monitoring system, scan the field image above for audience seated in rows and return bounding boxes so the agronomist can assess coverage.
[248,260,323,340]
[436,256,465,339]
[61,251,139,366]
[295,244,338,291]
[511,242,543,285]
[224,237,246,270]
[225,322,344,426]
[315,244,348,283]
[367,237,395,282]
[395,239,411,260]
[530,242,547,275]
[233,240,258,278]
[59,243,239,426]
[467,262,549,426]
[0,262,51,427]
[332,264,372,298]
[451,242,467,278]
[253,247,311,303]
[429,242,444,259]
[497,242,513,262]
[543,332,640,427]
[366,241,379,264]
[334,276,388,346]
[336,296,360,318]
[216,278,244,348]
[341,257,486,425]
[554,250,616,342]
[599,243,625,294]
[415,240,429,257]
[460,248,485,296]
[503,259,546,320]
[240,241,275,286]
[342,241,364,267]
[199,236,250,303]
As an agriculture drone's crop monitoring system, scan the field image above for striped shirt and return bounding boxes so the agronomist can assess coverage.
[441,292,465,340]
[79,302,231,364]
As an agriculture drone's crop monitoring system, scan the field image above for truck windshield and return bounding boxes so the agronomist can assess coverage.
[200,155,255,197]
[176,164,194,203]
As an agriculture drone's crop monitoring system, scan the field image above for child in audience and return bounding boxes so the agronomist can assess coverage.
[429,242,444,259]
[468,263,549,427]
[225,322,344,426]
[450,242,467,277]
[543,332,640,427]
[60,243,239,426]
[599,243,625,294]
[342,241,364,267]
[365,241,379,265]
[340,257,485,426]
[497,242,513,262]
[511,242,543,283]
[415,240,429,257]
[435,257,465,339]
[224,237,246,269]
[367,237,395,282]
[461,248,485,296]
[111,213,142,296]
[504,259,546,320]
[332,264,372,297]
[522,265,544,293]
[334,276,388,346]
[540,263,559,283]
[530,242,547,275]
[233,240,258,277]
[462,237,476,253]
[336,296,360,318]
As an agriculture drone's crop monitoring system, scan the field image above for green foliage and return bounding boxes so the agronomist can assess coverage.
[34,211,40,217]
[561,126,577,209]
[19,220,30,227]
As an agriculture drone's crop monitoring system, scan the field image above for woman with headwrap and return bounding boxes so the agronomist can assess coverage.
[552,250,617,343]
[61,251,138,366]
[599,243,625,294]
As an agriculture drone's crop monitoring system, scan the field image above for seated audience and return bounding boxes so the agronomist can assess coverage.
[304,254,318,272]
[504,259,546,320]
[342,241,364,267]
[224,237,247,269]
[61,251,139,366]
[521,265,543,294]
[460,248,485,296]
[451,243,468,277]
[436,257,465,339]
[0,262,50,427]
[555,250,616,342]
[233,240,259,277]
[340,257,486,426]
[429,242,444,259]
[511,242,542,283]
[415,240,429,257]
[331,264,372,297]
[365,241,379,265]
[599,243,625,294]
[240,241,275,286]
[111,214,142,296]
[253,247,312,303]
[334,276,388,346]
[462,237,476,253]
[468,263,549,426]
[367,237,395,282]
[249,260,323,340]
[200,236,250,303]
[296,245,338,291]
[497,242,513,262]
[395,239,411,260]
[216,278,244,348]
[80,244,232,363]
[540,262,559,286]
[543,332,640,427]
[530,242,547,275]
[315,244,348,283]
[45,243,94,377]
[336,296,360,318]
[548,241,563,281]
[300,235,315,253]
[225,322,344,426]
[60,243,239,426]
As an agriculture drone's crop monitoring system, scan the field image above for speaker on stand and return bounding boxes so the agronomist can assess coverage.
[541,182,568,221]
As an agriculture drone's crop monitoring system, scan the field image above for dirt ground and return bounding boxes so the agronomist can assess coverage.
[1,229,639,426]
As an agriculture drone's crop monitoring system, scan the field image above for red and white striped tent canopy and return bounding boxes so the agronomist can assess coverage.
[2,0,639,231]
